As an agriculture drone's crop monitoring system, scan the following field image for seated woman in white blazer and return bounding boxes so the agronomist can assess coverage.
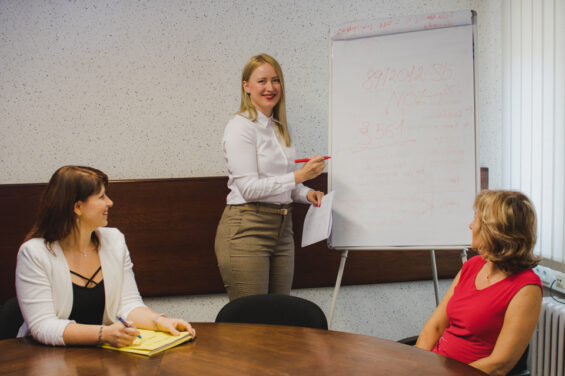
[16,165,195,347]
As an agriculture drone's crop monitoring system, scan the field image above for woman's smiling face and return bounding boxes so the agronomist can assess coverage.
[76,186,113,230]
[242,63,281,117]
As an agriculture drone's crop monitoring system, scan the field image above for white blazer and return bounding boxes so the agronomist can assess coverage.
[15,227,146,346]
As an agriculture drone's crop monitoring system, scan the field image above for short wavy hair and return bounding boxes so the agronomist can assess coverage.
[473,190,540,273]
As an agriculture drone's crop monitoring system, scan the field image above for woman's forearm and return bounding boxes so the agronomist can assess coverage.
[416,272,460,351]
[62,322,101,345]
[469,357,508,376]
[414,328,441,351]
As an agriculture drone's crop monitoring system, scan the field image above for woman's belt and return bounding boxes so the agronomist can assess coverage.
[233,202,292,215]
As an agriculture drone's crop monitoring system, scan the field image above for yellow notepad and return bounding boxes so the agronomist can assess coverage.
[100,329,193,356]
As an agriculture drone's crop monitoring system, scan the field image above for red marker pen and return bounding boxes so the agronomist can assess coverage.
[294,156,331,163]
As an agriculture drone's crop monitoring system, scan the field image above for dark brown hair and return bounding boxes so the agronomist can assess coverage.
[25,166,109,250]
[474,190,540,273]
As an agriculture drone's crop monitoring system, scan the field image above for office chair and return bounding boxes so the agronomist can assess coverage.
[0,297,24,340]
[397,336,530,376]
[215,294,328,330]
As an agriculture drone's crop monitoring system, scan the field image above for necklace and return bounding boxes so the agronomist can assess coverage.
[74,245,90,258]
[59,238,93,259]
[483,261,496,282]
[483,261,507,284]
[80,244,94,258]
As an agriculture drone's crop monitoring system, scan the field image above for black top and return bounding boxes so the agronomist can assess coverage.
[68,267,105,325]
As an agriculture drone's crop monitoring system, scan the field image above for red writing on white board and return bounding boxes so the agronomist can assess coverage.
[333,18,402,39]
[362,61,453,93]
[357,119,406,145]
[332,12,457,39]
[431,61,453,81]
[362,65,424,91]
[385,84,460,114]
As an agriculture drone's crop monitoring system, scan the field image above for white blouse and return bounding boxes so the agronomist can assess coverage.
[15,227,146,346]
[222,111,310,205]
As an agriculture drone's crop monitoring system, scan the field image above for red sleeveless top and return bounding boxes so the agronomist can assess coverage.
[432,255,541,364]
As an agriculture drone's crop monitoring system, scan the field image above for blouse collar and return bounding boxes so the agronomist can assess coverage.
[256,110,274,128]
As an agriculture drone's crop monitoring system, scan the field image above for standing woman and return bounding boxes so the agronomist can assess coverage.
[215,54,326,301]
[16,166,195,346]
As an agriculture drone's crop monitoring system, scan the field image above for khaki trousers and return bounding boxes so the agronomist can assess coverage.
[214,203,294,301]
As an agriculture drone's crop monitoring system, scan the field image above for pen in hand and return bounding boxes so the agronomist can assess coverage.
[117,316,142,339]
[294,156,331,163]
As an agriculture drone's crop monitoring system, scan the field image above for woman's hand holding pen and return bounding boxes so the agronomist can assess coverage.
[294,155,326,184]
[155,316,196,338]
[102,321,140,347]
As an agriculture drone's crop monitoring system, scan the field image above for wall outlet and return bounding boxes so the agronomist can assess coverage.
[534,265,565,294]
[534,265,554,286]
[554,270,565,292]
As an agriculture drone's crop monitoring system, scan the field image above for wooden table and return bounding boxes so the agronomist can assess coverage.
[0,322,486,375]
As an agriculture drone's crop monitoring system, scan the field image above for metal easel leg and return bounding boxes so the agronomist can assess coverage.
[430,249,440,307]
[328,249,348,329]
[460,248,468,264]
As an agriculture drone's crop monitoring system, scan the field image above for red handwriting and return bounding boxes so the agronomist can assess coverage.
[385,84,460,114]
[356,119,406,146]
[362,65,424,91]
[333,12,457,39]
[362,61,453,93]
[431,61,453,81]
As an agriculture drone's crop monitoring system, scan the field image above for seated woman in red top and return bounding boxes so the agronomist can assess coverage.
[416,190,542,376]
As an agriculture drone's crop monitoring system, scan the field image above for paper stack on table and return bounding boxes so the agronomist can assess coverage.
[100,329,193,356]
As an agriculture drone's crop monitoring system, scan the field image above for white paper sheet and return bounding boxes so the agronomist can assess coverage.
[301,191,335,247]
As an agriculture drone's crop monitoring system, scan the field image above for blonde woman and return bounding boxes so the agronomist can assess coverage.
[416,190,542,376]
[215,54,326,301]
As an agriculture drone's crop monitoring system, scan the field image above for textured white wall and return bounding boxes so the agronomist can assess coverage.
[1,0,502,337]
[0,0,501,186]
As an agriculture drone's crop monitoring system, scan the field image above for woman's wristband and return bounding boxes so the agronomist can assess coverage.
[97,325,104,344]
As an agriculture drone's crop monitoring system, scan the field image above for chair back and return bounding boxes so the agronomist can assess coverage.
[397,335,418,345]
[0,297,23,340]
[216,294,328,330]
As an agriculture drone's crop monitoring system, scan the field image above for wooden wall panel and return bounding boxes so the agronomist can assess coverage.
[0,169,487,301]
[0,183,45,302]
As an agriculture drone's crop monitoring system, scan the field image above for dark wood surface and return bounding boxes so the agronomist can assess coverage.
[0,322,487,376]
[0,170,488,300]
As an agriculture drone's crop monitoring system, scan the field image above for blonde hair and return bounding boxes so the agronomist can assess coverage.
[473,190,540,273]
[239,54,291,147]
